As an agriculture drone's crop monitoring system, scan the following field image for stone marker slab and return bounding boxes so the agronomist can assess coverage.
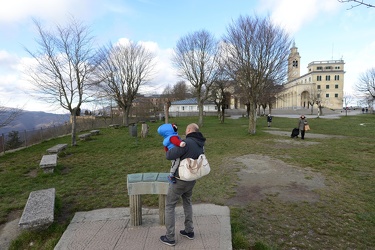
[46,144,67,154]
[19,188,55,230]
[90,130,100,135]
[40,154,57,173]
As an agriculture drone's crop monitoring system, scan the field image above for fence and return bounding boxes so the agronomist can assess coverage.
[0,115,126,154]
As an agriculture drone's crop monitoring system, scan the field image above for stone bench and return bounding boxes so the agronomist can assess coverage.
[78,133,91,141]
[90,130,100,135]
[109,124,120,129]
[40,154,57,173]
[46,144,67,154]
[19,188,55,231]
[127,172,169,226]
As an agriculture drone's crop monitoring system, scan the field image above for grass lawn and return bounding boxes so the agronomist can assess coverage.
[0,114,374,249]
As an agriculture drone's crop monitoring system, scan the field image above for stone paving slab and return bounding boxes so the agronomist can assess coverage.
[54,204,231,250]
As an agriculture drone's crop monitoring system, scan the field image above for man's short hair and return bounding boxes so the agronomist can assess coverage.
[188,123,199,132]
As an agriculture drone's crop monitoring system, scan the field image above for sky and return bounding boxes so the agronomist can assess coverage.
[1,0,374,113]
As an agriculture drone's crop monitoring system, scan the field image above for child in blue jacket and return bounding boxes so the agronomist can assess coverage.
[157,123,186,183]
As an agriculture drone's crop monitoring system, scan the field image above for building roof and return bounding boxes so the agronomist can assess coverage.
[171,98,215,105]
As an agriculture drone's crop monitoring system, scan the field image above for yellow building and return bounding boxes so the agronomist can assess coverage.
[275,44,345,110]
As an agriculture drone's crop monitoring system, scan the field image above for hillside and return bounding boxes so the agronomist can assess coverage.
[0,110,70,135]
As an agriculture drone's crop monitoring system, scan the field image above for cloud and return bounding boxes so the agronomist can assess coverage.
[0,50,20,72]
[258,0,340,34]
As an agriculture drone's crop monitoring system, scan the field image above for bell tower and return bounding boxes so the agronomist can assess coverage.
[288,41,301,82]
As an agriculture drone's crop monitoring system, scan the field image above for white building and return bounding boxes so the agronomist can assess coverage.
[169,98,217,116]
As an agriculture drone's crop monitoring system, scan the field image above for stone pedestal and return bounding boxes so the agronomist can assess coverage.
[127,173,169,226]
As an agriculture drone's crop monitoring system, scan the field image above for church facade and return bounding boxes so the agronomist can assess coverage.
[275,44,345,110]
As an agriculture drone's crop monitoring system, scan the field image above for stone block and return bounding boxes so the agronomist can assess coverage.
[19,188,55,230]
[40,154,57,173]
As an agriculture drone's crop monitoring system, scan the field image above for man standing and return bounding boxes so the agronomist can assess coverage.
[267,114,272,127]
[160,123,206,246]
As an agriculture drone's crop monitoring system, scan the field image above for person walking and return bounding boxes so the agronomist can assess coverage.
[297,115,308,140]
[160,123,206,247]
[267,114,272,127]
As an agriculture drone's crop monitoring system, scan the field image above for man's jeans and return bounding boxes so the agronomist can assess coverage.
[165,179,196,241]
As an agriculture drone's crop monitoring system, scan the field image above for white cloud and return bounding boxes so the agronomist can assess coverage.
[259,0,340,34]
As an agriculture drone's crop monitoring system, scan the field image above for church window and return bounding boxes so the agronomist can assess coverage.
[335,93,338,98]
[293,60,298,67]
[326,93,330,97]
[317,76,322,81]
[326,85,330,89]
[335,66,340,69]
[335,84,339,89]
[326,75,331,81]
[317,66,323,70]
[334,75,340,80]
[317,85,321,89]
[325,66,332,70]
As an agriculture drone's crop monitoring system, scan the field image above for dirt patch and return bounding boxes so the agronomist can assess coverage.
[264,129,347,139]
[0,210,22,250]
[225,154,326,206]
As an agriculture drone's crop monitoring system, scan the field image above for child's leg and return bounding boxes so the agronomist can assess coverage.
[168,158,180,184]
[170,158,180,176]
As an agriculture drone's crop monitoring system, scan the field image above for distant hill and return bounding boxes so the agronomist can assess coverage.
[0,110,70,135]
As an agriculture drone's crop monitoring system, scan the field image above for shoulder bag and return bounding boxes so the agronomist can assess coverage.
[178,154,211,181]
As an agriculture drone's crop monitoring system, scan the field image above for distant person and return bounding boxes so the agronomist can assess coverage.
[297,115,308,140]
[362,107,365,114]
[157,123,186,184]
[366,107,368,113]
[267,114,272,127]
[160,123,206,247]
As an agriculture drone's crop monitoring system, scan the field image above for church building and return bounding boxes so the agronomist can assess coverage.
[275,43,345,110]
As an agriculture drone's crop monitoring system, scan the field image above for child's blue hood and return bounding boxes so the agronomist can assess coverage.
[157,124,177,138]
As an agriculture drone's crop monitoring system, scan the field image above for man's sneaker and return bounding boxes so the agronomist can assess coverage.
[160,235,175,246]
[180,230,194,240]
[167,175,176,184]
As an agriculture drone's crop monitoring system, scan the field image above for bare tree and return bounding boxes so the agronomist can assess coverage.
[95,41,156,126]
[173,30,221,127]
[356,67,375,102]
[343,93,355,116]
[338,0,375,9]
[0,105,22,128]
[222,15,291,134]
[24,18,98,146]
[172,81,191,100]
[258,80,282,115]
[210,80,230,123]
[305,85,323,116]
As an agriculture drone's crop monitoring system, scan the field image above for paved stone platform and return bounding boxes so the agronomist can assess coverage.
[54,204,231,250]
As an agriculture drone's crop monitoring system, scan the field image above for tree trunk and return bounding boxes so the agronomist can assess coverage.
[198,100,204,128]
[71,111,77,146]
[248,102,257,134]
[164,103,169,124]
[124,107,130,126]
[221,107,225,123]
[319,105,323,116]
